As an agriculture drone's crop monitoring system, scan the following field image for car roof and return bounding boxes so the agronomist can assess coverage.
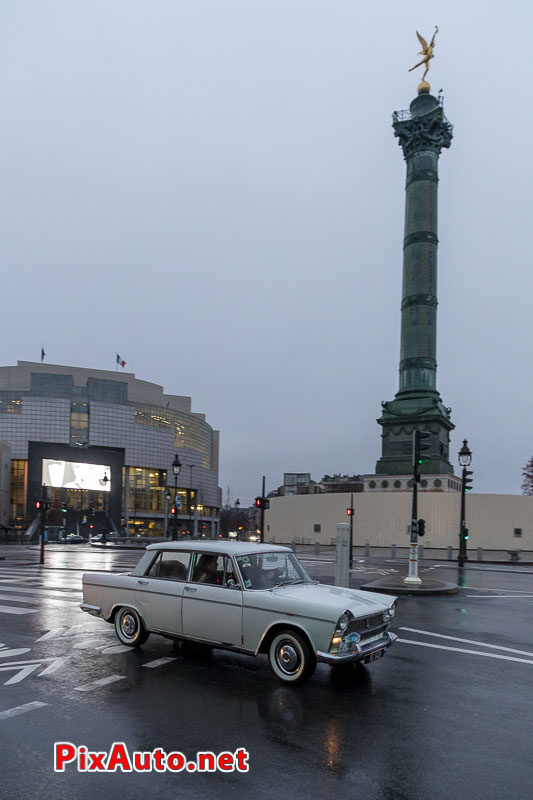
[146,541,291,556]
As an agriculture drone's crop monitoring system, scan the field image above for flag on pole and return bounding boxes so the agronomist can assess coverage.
[41,346,45,363]
[116,353,126,368]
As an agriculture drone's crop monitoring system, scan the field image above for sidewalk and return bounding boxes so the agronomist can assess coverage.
[289,543,533,566]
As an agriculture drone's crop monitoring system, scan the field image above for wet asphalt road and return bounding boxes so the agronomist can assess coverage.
[1,546,532,800]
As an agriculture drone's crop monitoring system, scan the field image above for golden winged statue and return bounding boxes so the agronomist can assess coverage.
[409,26,438,85]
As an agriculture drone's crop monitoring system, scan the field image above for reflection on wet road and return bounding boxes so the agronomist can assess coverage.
[1,547,532,800]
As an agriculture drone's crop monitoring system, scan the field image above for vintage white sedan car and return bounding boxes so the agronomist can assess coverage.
[81,541,398,684]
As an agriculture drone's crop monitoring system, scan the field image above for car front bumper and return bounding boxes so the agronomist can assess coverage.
[316,631,398,665]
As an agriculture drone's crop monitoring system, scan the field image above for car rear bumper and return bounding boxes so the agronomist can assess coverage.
[80,602,102,617]
[316,631,398,665]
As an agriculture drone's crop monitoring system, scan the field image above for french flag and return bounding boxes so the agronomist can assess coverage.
[116,353,126,368]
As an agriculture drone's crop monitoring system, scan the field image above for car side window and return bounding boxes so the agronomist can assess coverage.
[191,554,238,587]
[145,551,191,581]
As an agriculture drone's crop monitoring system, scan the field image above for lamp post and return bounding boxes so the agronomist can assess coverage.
[164,490,171,538]
[172,453,181,540]
[458,439,472,568]
[188,464,195,537]
[102,472,109,544]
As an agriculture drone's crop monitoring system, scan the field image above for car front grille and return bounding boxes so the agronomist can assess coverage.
[347,612,384,635]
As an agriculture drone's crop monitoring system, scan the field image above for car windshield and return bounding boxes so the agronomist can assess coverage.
[236,551,313,590]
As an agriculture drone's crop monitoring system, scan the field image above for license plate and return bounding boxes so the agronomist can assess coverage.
[364,649,385,664]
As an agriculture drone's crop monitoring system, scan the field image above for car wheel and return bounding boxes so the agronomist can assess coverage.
[268,630,316,684]
[114,607,150,647]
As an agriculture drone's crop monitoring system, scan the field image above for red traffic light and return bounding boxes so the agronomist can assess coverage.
[346,507,354,516]
[171,507,176,515]
[35,500,42,509]
[255,497,262,509]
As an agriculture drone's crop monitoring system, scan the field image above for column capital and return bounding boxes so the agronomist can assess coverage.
[393,94,453,159]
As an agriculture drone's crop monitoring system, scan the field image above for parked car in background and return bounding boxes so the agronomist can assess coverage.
[65,533,85,544]
[81,541,398,684]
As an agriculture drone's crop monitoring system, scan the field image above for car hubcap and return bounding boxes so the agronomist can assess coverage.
[121,613,137,638]
[276,642,300,674]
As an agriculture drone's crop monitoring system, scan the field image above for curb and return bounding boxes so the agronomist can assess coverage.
[361,578,459,595]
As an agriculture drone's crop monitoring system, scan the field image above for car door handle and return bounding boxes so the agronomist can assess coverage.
[137,580,149,585]
[185,586,197,592]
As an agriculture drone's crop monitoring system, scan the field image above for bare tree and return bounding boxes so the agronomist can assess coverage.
[521,457,533,495]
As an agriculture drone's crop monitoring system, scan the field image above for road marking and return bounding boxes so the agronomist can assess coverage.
[142,657,177,668]
[0,701,48,720]
[0,586,80,599]
[0,662,42,684]
[0,648,32,659]
[73,640,112,650]
[0,594,36,604]
[0,605,37,615]
[100,644,134,654]
[399,627,533,658]
[38,657,69,676]
[397,639,533,665]
[74,674,125,692]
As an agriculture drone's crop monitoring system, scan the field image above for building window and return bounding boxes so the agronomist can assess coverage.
[394,480,402,488]
[514,528,522,538]
[314,524,321,533]
[381,480,389,488]
[434,479,442,487]
[368,481,376,489]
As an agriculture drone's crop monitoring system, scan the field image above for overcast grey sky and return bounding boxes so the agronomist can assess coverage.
[1,1,531,504]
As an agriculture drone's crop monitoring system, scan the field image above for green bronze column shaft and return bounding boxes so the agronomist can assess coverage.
[395,91,451,397]
[375,89,454,477]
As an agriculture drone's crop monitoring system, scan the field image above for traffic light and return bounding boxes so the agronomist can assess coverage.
[418,518,426,537]
[413,430,431,482]
[346,507,354,516]
[410,519,418,536]
[255,497,262,509]
[35,500,42,510]
[171,507,176,515]
[463,470,473,492]
[463,527,470,540]
[61,503,67,514]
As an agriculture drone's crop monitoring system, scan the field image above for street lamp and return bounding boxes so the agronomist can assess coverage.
[102,472,109,543]
[165,490,171,538]
[188,464,195,537]
[172,453,181,540]
[458,439,473,568]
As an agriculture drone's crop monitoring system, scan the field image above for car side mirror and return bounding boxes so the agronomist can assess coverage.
[226,579,240,589]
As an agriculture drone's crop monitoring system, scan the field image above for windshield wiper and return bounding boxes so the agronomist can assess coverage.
[272,579,311,588]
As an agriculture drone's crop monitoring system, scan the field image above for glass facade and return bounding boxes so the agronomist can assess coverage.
[0,364,221,534]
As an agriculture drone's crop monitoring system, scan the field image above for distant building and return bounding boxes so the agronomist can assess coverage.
[319,474,364,494]
[0,441,11,527]
[0,362,222,536]
[274,472,364,497]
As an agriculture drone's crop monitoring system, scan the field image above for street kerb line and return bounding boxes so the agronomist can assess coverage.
[0,701,48,720]
[466,595,533,599]
[397,639,533,665]
[399,627,533,658]
[465,586,533,594]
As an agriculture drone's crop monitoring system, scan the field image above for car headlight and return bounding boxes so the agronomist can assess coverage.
[383,601,397,621]
[335,611,352,633]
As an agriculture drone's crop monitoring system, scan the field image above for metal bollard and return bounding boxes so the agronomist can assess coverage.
[314,542,320,556]
[335,524,350,587]
[447,545,453,560]
[364,542,370,558]
[391,544,396,558]
[477,547,483,561]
